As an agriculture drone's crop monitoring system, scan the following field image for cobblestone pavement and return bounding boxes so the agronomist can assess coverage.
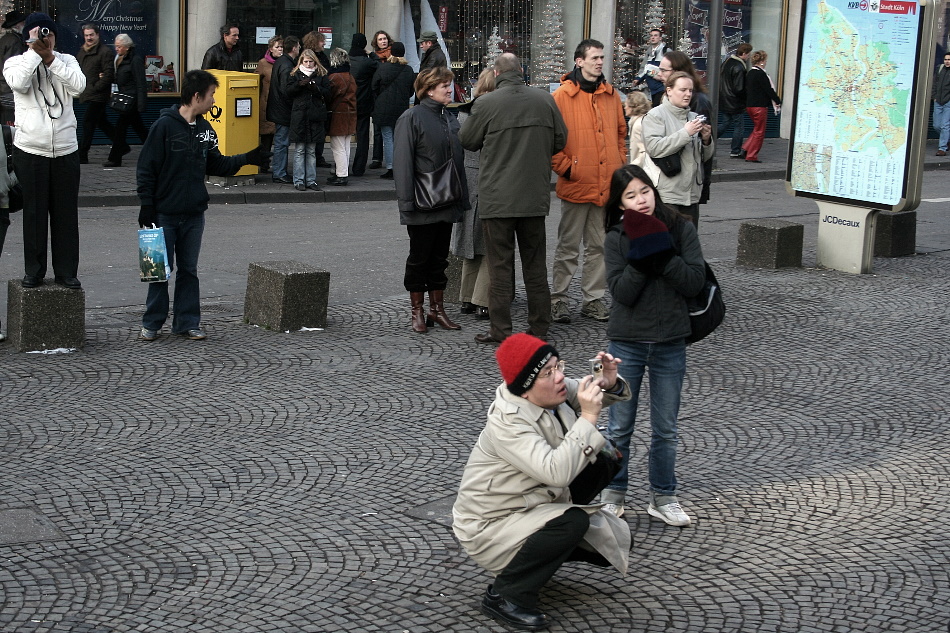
[2,239,949,631]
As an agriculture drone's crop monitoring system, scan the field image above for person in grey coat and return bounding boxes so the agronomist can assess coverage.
[459,53,568,344]
[393,66,468,334]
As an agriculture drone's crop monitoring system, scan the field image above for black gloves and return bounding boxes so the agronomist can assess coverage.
[244,145,273,167]
[629,249,675,276]
[138,204,157,228]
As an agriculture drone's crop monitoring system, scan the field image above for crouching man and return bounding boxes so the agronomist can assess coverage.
[452,333,632,630]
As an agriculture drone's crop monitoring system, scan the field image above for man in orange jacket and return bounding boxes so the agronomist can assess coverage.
[551,39,627,324]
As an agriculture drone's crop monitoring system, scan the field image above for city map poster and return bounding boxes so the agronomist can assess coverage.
[788,0,923,208]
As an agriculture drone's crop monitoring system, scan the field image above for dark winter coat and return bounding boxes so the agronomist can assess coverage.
[201,40,243,72]
[745,66,781,108]
[419,44,447,72]
[0,30,26,101]
[287,69,331,143]
[933,65,950,105]
[372,59,415,127]
[349,51,378,116]
[266,54,296,126]
[76,41,114,103]
[604,218,706,343]
[137,105,247,215]
[114,49,147,113]
[393,97,469,225]
[718,55,747,114]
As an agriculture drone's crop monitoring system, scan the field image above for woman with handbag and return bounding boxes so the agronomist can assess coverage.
[393,66,469,334]
[641,72,714,226]
[104,33,148,168]
[286,49,331,192]
[371,42,414,179]
[599,164,706,525]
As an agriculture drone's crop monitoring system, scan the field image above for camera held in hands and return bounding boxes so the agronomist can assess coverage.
[589,358,604,379]
[694,114,707,123]
[27,27,50,44]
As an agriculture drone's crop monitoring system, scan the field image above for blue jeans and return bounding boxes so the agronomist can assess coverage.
[293,142,317,186]
[381,126,394,169]
[143,213,205,333]
[602,339,686,503]
[934,101,950,151]
[272,124,290,179]
[718,111,746,154]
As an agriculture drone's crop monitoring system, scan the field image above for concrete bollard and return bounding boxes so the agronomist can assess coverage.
[244,261,330,331]
[874,210,916,258]
[6,280,85,352]
[737,219,804,269]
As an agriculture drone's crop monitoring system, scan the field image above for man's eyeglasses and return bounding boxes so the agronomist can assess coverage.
[538,361,566,381]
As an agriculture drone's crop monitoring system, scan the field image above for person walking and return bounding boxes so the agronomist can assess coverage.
[550,39,627,325]
[599,164,706,526]
[326,48,357,186]
[393,67,468,334]
[76,23,115,165]
[348,33,377,176]
[933,52,950,156]
[741,50,781,163]
[287,49,331,192]
[266,35,300,184]
[254,35,283,173]
[718,43,751,158]
[372,42,414,180]
[104,33,148,168]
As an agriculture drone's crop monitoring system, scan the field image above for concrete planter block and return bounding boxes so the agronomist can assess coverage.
[6,280,85,352]
[737,219,804,269]
[444,254,463,304]
[244,261,330,331]
[874,210,916,257]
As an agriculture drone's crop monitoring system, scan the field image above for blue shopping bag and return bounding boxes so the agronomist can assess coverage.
[138,226,171,283]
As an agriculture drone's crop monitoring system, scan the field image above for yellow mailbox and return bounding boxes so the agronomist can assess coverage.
[206,70,259,176]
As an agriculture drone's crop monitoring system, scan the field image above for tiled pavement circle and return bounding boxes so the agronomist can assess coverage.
[1,254,948,632]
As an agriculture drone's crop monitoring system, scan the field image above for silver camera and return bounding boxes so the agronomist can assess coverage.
[589,359,604,378]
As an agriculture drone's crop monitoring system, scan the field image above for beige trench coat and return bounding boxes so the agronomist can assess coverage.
[452,378,632,576]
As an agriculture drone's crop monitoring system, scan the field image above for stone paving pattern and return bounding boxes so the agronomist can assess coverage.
[1,138,949,632]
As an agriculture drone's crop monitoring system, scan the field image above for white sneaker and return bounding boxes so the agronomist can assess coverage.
[601,503,624,517]
[648,501,691,526]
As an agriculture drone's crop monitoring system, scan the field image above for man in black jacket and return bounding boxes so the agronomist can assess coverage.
[718,42,751,158]
[0,10,26,125]
[348,33,377,177]
[76,24,115,164]
[933,52,950,156]
[136,70,269,341]
[201,23,243,72]
[418,31,447,71]
[266,35,300,184]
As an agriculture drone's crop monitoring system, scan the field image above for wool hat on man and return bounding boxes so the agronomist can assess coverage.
[1,10,26,29]
[391,41,406,58]
[349,33,367,56]
[417,30,438,43]
[23,12,56,38]
[623,210,673,261]
[496,333,558,396]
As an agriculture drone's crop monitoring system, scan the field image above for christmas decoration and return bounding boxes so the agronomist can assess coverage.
[678,30,693,57]
[485,26,503,66]
[612,28,636,92]
[0,1,15,24]
[532,0,566,87]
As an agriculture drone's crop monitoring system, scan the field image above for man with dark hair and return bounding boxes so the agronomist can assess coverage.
[417,30,447,71]
[933,52,950,156]
[266,35,300,184]
[348,33,378,177]
[453,333,631,629]
[719,42,752,158]
[76,23,115,164]
[460,52,567,345]
[550,39,626,325]
[0,10,27,125]
[201,23,242,71]
[136,69,269,341]
[3,12,85,290]
[632,29,669,107]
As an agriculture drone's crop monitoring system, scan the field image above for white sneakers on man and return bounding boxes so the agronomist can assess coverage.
[648,501,692,526]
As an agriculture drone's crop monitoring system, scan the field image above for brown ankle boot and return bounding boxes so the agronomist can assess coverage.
[410,292,428,333]
[427,290,461,330]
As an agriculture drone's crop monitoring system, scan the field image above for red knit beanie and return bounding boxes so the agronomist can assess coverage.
[496,333,559,396]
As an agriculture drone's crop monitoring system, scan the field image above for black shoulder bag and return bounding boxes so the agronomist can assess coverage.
[2,124,22,212]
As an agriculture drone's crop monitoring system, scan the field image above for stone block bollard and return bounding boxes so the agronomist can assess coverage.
[244,261,330,331]
[874,210,916,257]
[737,219,804,269]
[6,280,85,352]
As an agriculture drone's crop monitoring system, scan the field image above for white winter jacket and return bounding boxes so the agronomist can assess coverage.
[2,49,84,157]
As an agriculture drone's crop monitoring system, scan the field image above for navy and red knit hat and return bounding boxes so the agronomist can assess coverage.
[496,333,558,396]
[623,210,672,261]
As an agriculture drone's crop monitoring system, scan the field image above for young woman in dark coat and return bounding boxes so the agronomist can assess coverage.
[286,49,331,191]
[371,42,415,179]
[104,33,148,167]
[393,66,469,334]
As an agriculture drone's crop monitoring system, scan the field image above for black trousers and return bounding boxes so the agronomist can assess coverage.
[108,110,149,162]
[14,148,81,279]
[0,208,9,255]
[372,118,383,162]
[668,202,699,228]
[404,222,453,292]
[79,101,116,156]
[351,113,371,176]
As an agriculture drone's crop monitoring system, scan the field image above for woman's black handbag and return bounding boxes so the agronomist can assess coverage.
[414,157,463,211]
[652,151,682,177]
[685,261,725,344]
[109,92,135,113]
[2,124,22,212]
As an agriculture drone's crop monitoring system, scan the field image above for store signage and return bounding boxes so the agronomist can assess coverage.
[438,7,449,32]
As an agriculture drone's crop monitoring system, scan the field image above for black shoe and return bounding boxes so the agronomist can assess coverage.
[326,174,338,184]
[474,332,502,345]
[119,145,131,157]
[54,276,82,289]
[316,158,331,168]
[272,176,293,184]
[738,150,747,159]
[380,169,393,179]
[369,161,382,169]
[460,302,477,314]
[307,183,322,191]
[475,306,489,320]
[481,586,549,630]
[103,160,122,168]
[295,183,307,191]
[21,275,43,288]
[329,176,348,186]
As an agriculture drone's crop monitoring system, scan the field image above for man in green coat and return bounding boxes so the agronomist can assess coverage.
[460,53,567,345]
